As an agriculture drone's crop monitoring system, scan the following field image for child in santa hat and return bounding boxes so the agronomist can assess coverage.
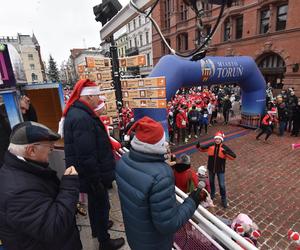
[288,229,300,250]
[231,213,261,247]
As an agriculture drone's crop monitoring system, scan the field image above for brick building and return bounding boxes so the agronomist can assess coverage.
[152,0,300,94]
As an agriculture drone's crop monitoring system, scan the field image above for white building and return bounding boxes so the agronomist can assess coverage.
[0,34,46,84]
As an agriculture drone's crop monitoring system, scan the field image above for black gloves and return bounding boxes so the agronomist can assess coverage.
[188,188,202,207]
[90,180,105,198]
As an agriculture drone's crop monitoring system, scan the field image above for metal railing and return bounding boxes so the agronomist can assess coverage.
[175,187,259,250]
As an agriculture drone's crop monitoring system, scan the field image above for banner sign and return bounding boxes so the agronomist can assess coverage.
[124,99,166,109]
[0,43,16,89]
[119,55,146,67]
[123,88,166,99]
[85,57,111,68]
[121,77,166,89]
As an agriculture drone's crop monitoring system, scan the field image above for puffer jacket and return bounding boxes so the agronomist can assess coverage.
[116,149,197,250]
[199,143,236,173]
[0,151,81,250]
[64,100,115,192]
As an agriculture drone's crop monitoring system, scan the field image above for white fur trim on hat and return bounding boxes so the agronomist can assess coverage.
[94,102,105,112]
[131,133,167,155]
[80,86,101,96]
[214,135,224,141]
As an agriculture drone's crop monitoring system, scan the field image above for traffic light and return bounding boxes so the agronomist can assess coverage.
[93,0,122,26]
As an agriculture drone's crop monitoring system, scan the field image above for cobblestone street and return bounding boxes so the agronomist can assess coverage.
[175,123,300,250]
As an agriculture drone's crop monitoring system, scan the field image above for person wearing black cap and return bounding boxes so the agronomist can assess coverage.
[0,121,82,250]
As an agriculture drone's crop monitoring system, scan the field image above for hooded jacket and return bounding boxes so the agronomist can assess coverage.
[116,149,196,250]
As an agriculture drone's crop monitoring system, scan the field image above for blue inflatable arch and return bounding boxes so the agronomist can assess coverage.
[134,55,266,132]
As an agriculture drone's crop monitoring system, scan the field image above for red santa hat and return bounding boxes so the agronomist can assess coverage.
[214,131,225,142]
[288,229,300,244]
[58,79,101,137]
[128,116,167,155]
[251,230,261,240]
[268,107,277,115]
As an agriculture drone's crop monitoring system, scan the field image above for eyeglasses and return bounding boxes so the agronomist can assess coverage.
[32,143,55,150]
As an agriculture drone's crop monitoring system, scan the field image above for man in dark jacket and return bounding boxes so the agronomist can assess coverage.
[222,95,232,125]
[116,116,203,250]
[197,131,236,208]
[62,79,124,250]
[0,121,81,250]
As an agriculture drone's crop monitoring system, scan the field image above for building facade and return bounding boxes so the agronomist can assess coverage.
[152,0,300,94]
[126,13,153,77]
[0,34,46,84]
[68,48,105,83]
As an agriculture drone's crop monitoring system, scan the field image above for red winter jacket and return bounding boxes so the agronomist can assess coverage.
[173,163,198,193]
[176,111,188,129]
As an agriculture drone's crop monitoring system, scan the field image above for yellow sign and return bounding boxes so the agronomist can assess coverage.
[77,65,85,73]
[119,55,146,67]
[85,57,95,68]
[105,101,117,112]
[96,71,112,81]
[121,77,166,89]
[100,89,116,101]
[124,99,166,109]
[123,88,166,99]
[99,81,113,90]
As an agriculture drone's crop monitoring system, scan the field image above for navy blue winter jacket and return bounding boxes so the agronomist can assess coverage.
[0,151,81,250]
[116,149,197,250]
[64,100,115,192]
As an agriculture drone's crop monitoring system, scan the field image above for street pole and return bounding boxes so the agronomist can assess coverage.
[109,35,123,105]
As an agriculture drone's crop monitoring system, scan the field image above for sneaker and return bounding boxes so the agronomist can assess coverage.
[221,199,228,208]
[100,237,125,250]
[194,135,198,138]
[184,138,188,143]
[188,135,191,139]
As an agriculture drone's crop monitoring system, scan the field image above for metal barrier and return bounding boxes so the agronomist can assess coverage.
[175,187,259,250]
[240,113,261,129]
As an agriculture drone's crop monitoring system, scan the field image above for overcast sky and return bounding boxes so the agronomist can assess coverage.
[0,0,129,66]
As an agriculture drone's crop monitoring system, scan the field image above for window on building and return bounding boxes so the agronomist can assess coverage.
[134,37,137,47]
[140,34,143,46]
[164,0,171,28]
[203,3,212,17]
[139,16,142,27]
[145,32,149,44]
[147,53,151,66]
[128,22,131,31]
[224,19,231,41]
[180,3,188,21]
[162,39,171,55]
[129,40,132,48]
[235,16,243,39]
[133,19,136,29]
[260,9,270,34]
[30,64,35,70]
[276,4,288,31]
[31,73,38,81]
[177,33,188,51]
[28,54,33,60]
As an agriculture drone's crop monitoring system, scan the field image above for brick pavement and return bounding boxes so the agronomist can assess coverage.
[175,123,300,250]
